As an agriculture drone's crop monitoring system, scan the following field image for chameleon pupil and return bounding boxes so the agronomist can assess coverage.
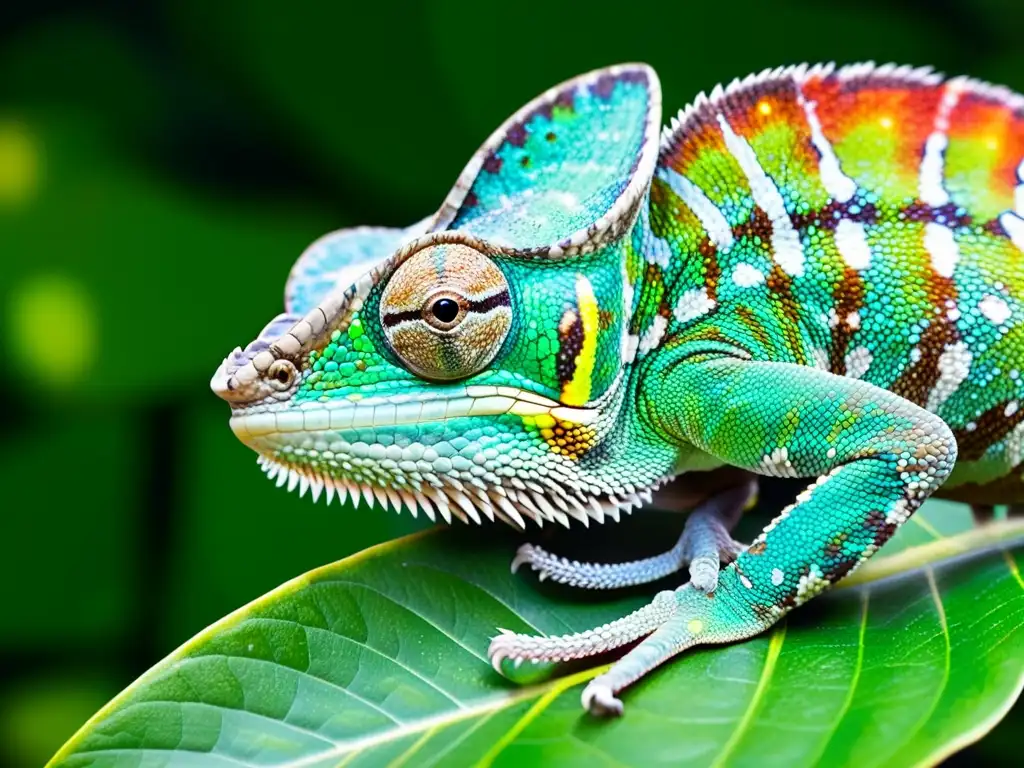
[431,298,460,323]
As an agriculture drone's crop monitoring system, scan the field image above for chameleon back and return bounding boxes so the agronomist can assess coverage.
[640,64,1024,500]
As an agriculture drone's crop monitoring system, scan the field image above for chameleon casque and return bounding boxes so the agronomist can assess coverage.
[211,62,1024,716]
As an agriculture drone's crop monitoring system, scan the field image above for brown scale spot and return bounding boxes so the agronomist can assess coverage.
[865,508,899,548]
[953,402,1024,462]
[505,123,528,147]
[483,153,503,174]
[985,217,1012,238]
[731,206,807,365]
[823,557,859,583]
[765,264,808,366]
[792,201,881,231]
[520,155,530,168]
[735,306,777,358]
[828,266,866,375]
[824,532,848,558]
[545,131,556,142]
[902,201,972,227]
[733,206,774,243]
[748,541,767,556]
[891,285,959,408]
[592,73,620,99]
[864,508,887,529]
[698,237,721,303]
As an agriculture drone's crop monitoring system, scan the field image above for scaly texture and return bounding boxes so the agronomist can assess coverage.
[210,62,1024,715]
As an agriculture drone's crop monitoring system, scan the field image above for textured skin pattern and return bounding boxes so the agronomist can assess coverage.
[444,70,655,252]
[211,62,1024,715]
[286,223,426,315]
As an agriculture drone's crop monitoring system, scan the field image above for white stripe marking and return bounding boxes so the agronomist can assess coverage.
[979,294,1012,325]
[797,92,857,202]
[834,219,872,270]
[927,341,972,412]
[673,287,716,323]
[918,82,962,208]
[717,114,805,277]
[1001,213,1024,253]
[732,262,766,287]
[1015,159,1023,216]
[657,167,734,249]
[924,222,959,278]
[845,347,873,379]
[919,133,950,207]
[638,315,668,355]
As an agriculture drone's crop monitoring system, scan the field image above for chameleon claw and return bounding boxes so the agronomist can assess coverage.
[581,680,624,717]
[510,544,534,574]
[688,555,721,593]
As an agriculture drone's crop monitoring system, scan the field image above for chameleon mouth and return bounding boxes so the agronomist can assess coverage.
[232,385,665,529]
[228,385,598,440]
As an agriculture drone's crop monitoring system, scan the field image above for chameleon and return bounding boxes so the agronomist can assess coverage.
[211,62,1024,716]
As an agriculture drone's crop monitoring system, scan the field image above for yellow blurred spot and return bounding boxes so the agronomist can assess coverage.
[0,120,40,208]
[985,137,1000,151]
[757,101,772,116]
[879,117,894,130]
[0,674,113,768]
[688,618,704,635]
[8,274,96,388]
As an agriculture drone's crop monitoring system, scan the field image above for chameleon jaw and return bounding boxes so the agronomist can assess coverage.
[228,370,673,529]
[234,383,664,529]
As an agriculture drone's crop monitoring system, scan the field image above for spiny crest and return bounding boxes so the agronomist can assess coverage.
[254,452,661,529]
[660,61,1023,159]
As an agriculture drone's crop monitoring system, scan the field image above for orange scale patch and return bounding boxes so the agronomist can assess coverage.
[808,84,941,201]
[950,96,1024,202]
[945,96,1023,220]
[669,122,753,209]
[541,420,599,460]
[721,79,804,138]
[668,116,731,168]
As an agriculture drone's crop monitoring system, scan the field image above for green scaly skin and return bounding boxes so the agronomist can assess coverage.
[212,63,1024,715]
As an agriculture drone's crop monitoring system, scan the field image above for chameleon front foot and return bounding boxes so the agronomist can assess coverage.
[510,481,753,592]
[490,571,771,716]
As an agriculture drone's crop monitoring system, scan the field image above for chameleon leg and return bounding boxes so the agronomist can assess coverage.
[491,358,957,715]
[510,480,753,591]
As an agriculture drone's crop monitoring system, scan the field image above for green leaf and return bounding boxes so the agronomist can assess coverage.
[50,502,1024,767]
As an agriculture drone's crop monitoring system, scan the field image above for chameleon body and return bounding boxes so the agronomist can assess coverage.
[211,63,1024,715]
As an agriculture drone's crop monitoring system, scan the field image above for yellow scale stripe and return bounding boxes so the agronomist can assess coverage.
[561,274,600,406]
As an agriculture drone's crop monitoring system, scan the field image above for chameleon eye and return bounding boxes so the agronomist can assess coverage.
[380,243,512,381]
[425,295,463,329]
[267,359,296,390]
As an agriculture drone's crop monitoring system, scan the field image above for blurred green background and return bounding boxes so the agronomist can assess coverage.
[1,1,1022,765]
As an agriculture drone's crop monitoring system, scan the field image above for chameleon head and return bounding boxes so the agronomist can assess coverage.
[211,63,676,527]
[210,231,671,528]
